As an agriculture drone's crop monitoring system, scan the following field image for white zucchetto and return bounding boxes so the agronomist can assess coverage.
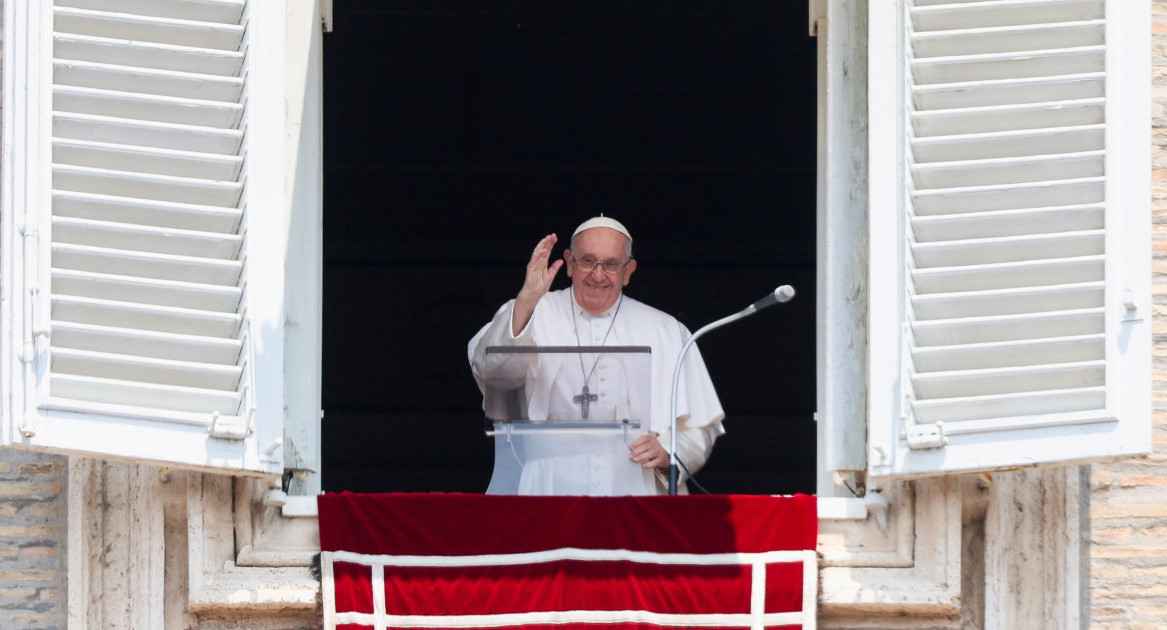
[571,215,632,242]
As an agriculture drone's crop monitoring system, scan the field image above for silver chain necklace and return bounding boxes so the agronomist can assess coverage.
[571,294,623,418]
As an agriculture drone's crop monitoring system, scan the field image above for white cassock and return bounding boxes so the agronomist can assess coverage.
[469,288,725,495]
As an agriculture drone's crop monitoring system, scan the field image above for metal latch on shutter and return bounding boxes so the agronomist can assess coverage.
[906,421,947,450]
[1123,288,1143,323]
[209,407,254,440]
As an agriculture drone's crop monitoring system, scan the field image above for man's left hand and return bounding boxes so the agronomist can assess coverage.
[629,433,667,469]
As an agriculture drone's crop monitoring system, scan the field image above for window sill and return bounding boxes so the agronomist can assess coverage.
[816,496,868,520]
[283,495,868,520]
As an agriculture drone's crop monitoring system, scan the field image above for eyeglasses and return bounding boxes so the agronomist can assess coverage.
[570,253,631,275]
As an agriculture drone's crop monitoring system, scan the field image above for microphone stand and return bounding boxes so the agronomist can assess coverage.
[668,286,794,495]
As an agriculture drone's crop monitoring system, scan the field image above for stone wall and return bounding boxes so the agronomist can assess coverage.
[1084,2,1167,628]
[0,450,68,630]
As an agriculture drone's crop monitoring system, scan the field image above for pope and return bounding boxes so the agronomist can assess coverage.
[469,216,725,495]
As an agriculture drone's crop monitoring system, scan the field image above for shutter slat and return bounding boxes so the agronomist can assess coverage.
[54,112,243,154]
[912,46,1104,84]
[53,295,241,337]
[912,308,1103,346]
[56,0,246,24]
[55,139,242,181]
[55,34,244,76]
[912,388,1106,424]
[53,164,243,206]
[911,0,1104,32]
[52,269,242,312]
[912,333,1104,372]
[55,86,242,129]
[912,361,1104,400]
[913,204,1104,241]
[913,99,1104,137]
[911,256,1103,294]
[54,7,245,51]
[51,374,243,418]
[53,321,241,364]
[51,347,242,390]
[913,230,1103,268]
[911,282,1104,320]
[52,243,242,285]
[54,191,240,232]
[912,125,1104,163]
[53,216,240,259]
[913,73,1104,111]
[912,177,1103,215]
[911,20,1104,58]
[912,150,1103,188]
[55,60,243,102]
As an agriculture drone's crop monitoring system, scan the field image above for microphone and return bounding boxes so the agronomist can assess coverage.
[749,285,796,313]
[668,285,796,495]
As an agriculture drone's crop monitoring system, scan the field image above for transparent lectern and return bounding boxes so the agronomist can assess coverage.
[482,345,653,495]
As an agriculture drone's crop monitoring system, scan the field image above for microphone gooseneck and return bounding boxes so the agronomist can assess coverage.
[667,285,796,494]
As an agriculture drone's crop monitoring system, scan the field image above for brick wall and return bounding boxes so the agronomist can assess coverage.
[1086,2,1167,628]
[0,450,68,630]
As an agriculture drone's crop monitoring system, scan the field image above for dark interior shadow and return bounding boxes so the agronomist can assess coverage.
[321,0,818,495]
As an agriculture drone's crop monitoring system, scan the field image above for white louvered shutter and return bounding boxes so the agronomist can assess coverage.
[867,0,1150,478]
[2,0,288,475]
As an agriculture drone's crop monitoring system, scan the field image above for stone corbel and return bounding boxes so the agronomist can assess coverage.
[233,477,319,568]
[818,477,962,617]
[186,474,318,618]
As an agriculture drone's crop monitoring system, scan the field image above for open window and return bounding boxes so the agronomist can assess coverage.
[319,1,819,496]
[3,0,1149,499]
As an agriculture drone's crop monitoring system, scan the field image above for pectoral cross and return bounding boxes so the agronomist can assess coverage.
[573,384,598,418]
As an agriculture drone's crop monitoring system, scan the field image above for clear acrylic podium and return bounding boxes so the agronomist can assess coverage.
[482,345,653,495]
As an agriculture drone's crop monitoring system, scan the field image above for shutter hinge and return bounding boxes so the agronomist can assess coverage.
[808,0,827,37]
[906,421,947,450]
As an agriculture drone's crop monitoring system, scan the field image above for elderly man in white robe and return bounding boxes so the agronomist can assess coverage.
[469,216,725,495]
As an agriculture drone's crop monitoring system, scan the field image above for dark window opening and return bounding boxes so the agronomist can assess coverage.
[322,0,817,494]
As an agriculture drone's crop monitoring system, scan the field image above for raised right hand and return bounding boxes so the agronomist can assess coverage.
[513,233,563,335]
